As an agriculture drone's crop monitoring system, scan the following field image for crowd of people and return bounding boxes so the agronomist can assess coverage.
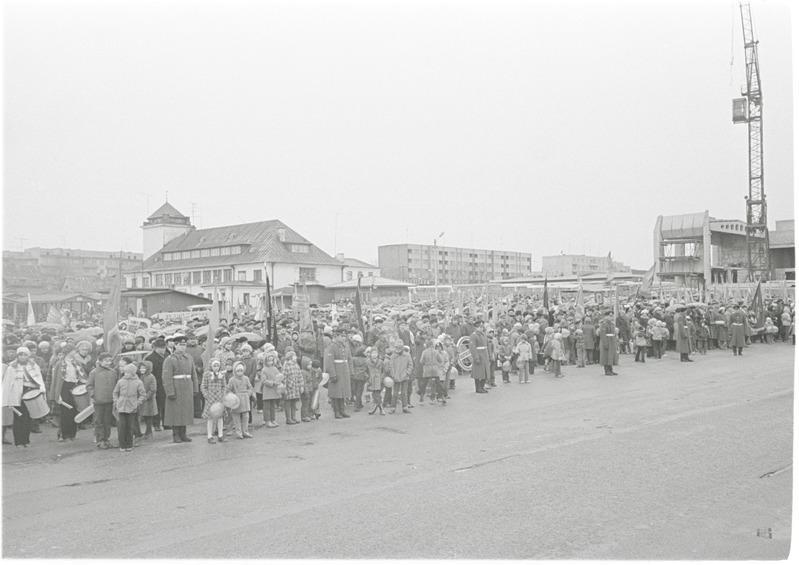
[2,292,794,450]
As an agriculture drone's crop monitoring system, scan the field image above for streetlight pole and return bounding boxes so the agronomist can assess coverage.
[434,232,444,300]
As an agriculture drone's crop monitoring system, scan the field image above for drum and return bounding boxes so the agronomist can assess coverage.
[74,404,95,424]
[71,384,90,412]
[22,390,50,420]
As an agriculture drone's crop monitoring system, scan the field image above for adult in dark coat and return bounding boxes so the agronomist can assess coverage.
[144,340,167,430]
[674,307,693,362]
[161,336,195,443]
[186,337,205,418]
[597,311,618,375]
[324,334,352,418]
[581,318,596,365]
[728,303,748,355]
[469,319,491,393]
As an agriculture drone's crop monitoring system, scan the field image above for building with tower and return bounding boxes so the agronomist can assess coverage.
[142,201,194,260]
[124,202,344,310]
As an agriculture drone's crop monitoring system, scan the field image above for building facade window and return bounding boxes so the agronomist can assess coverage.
[155,274,163,286]
[253,269,262,282]
[290,244,310,253]
[243,293,250,305]
[299,267,316,282]
[143,276,150,288]
[223,269,232,282]
[164,273,173,286]
[202,270,211,284]
[192,271,201,284]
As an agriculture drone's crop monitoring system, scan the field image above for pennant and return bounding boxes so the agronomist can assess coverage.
[355,275,365,337]
[26,293,36,326]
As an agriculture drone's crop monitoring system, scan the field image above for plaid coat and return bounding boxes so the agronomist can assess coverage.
[281,360,303,400]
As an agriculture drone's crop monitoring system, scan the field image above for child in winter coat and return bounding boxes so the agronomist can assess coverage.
[498,336,513,383]
[259,354,284,428]
[365,348,385,415]
[650,321,664,359]
[697,322,710,353]
[227,362,255,439]
[300,357,317,422]
[550,333,565,378]
[515,335,533,384]
[137,360,158,439]
[574,328,586,367]
[86,353,119,450]
[542,327,555,372]
[634,322,648,362]
[281,351,304,425]
[201,358,226,443]
[112,363,146,452]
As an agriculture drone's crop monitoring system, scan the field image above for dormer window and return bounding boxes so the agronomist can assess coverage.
[290,244,309,254]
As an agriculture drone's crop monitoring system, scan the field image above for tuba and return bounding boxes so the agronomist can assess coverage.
[456,336,473,372]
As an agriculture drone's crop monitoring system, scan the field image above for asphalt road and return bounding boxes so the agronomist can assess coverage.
[3,344,793,559]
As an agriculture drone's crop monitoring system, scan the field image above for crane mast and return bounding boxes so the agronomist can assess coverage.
[733,2,769,281]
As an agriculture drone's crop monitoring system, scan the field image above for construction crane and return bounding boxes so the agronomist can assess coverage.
[732,1,769,281]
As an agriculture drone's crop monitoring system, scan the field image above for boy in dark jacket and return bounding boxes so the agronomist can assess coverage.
[86,353,119,449]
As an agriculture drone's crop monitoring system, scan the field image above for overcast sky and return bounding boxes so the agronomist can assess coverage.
[3,0,795,269]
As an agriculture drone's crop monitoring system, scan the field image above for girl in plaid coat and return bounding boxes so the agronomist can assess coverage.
[281,351,303,425]
[365,348,385,415]
[201,358,226,443]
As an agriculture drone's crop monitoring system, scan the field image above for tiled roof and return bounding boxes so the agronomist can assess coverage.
[341,257,378,269]
[326,276,412,289]
[140,219,343,272]
[147,201,189,221]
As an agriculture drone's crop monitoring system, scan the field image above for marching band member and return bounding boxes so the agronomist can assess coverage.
[2,347,46,447]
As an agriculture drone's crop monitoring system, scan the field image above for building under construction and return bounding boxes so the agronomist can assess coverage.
[653,211,794,287]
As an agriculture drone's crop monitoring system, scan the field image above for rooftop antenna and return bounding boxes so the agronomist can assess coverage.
[190,202,200,228]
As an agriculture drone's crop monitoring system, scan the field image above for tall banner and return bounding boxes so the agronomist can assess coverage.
[354,275,366,337]
[750,280,764,327]
[265,273,274,343]
[543,274,549,310]
[606,251,613,283]
[103,262,122,356]
[203,287,219,366]
[26,293,36,326]
[637,263,656,297]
